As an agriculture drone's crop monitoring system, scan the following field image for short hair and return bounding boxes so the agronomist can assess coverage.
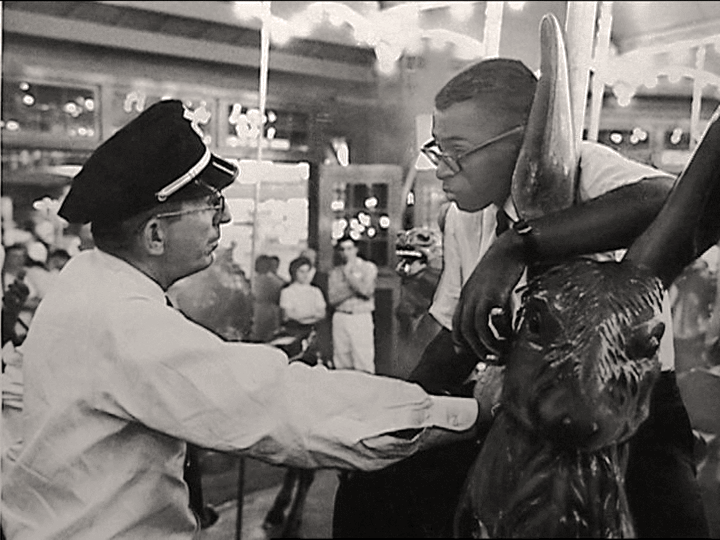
[288,256,312,281]
[91,201,181,253]
[255,254,272,274]
[435,58,537,122]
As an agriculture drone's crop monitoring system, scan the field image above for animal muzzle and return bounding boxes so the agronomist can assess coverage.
[504,342,660,452]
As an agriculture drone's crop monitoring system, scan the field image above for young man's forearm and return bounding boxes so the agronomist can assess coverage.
[513,177,674,265]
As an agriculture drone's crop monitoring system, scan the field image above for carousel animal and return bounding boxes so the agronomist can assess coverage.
[394,227,445,377]
[395,226,444,334]
[453,49,720,540]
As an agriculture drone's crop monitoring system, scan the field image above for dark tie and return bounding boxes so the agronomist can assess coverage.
[495,209,511,236]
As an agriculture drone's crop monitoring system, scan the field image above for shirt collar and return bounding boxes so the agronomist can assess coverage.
[94,248,167,304]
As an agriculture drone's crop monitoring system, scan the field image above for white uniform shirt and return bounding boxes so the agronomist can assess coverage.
[429,141,676,371]
[1,249,476,540]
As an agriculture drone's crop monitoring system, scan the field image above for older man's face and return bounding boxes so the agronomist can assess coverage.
[159,195,232,282]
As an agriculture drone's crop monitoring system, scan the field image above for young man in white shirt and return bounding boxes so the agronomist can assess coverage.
[328,235,378,373]
[334,58,709,538]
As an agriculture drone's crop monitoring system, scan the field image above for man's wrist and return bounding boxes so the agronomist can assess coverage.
[511,218,538,262]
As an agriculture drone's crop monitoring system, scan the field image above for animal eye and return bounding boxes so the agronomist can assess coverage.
[627,321,665,360]
[526,310,541,335]
[520,299,561,346]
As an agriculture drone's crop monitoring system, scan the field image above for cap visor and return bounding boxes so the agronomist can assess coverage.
[197,154,239,191]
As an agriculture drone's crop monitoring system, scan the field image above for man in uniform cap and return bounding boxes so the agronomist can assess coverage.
[0,100,480,539]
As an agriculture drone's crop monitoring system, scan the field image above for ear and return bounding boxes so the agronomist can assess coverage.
[625,106,720,287]
[139,217,167,256]
[511,13,578,221]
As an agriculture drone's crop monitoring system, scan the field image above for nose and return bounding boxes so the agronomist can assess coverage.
[218,204,232,225]
[536,387,599,448]
[435,161,456,181]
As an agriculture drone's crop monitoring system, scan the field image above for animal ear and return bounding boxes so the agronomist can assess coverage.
[625,106,720,287]
[511,13,578,221]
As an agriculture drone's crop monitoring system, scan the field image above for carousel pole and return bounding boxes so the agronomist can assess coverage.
[483,2,504,58]
[237,5,271,538]
[248,0,271,284]
[564,1,598,145]
[690,44,706,150]
[587,1,614,142]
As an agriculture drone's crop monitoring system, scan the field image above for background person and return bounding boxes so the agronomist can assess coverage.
[278,256,327,350]
[300,246,333,362]
[327,234,378,374]
[0,99,479,540]
[250,254,285,342]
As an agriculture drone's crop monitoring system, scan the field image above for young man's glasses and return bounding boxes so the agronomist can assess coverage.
[154,180,226,220]
[421,125,525,174]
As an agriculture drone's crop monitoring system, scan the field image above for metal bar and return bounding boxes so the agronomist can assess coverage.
[238,5,272,539]
[564,1,598,144]
[588,1,614,142]
[248,1,271,284]
[234,457,246,540]
[483,2,504,58]
[691,45,706,151]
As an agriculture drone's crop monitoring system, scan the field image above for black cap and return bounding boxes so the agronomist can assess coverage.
[59,99,239,225]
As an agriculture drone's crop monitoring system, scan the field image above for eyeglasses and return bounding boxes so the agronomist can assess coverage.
[421,125,525,174]
[154,180,226,220]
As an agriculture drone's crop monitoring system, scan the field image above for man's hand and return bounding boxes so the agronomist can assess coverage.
[452,230,526,361]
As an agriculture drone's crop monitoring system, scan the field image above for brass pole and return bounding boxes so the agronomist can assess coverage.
[587,1,614,142]
[564,1,598,145]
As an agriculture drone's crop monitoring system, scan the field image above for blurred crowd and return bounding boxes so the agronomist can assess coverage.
[1,221,79,350]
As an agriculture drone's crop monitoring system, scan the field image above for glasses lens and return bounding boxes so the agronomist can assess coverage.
[442,156,460,174]
[421,145,441,167]
[421,143,461,173]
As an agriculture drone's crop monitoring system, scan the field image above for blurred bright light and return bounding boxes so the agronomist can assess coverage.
[358,212,371,226]
[449,3,474,21]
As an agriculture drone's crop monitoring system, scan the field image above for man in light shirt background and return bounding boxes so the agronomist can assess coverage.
[328,234,378,374]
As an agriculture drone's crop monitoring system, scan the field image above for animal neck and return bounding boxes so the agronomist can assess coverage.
[459,411,636,538]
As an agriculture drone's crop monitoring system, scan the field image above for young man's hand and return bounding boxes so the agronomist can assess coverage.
[452,230,525,361]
